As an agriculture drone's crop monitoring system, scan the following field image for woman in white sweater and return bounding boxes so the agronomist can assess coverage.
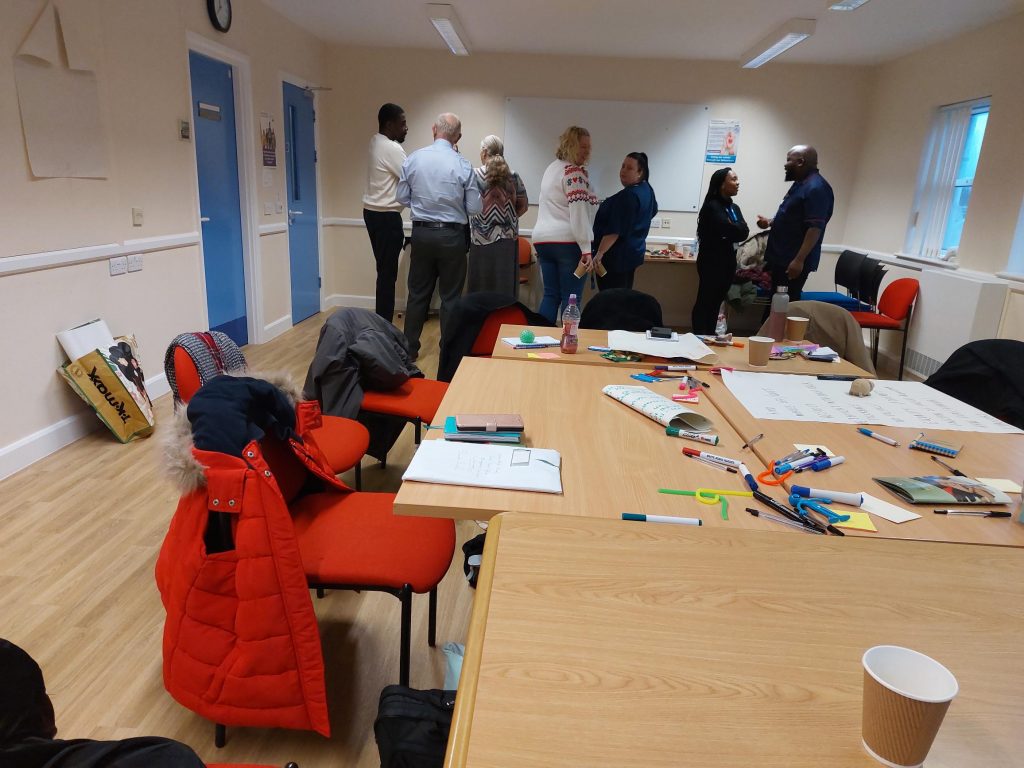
[531,126,599,323]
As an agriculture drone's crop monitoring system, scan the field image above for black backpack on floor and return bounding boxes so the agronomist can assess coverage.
[374,685,457,768]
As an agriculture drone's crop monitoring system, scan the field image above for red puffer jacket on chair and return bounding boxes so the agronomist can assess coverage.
[156,375,343,737]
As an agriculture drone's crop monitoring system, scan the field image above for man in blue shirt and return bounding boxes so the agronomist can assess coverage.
[757,145,834,301]
[397,113,482,360]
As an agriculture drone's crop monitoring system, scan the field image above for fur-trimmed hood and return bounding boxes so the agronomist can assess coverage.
[161,371,303,493]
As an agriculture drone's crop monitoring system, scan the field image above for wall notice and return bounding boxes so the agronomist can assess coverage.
[260,114,277,167]
[705,119,740,164]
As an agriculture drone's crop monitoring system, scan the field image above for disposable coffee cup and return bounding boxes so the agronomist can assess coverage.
[748,336,773,367]
[573,260,588,279]
[862,645,958,767]
[785,316,810,342]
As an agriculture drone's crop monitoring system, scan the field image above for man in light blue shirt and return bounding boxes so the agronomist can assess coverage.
[397,113,482,359]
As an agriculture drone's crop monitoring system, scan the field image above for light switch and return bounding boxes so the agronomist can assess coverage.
[661,218,672,228]
[132,208,144,227]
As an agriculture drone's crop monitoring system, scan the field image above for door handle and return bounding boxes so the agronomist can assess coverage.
[200,216,211,223]
[288,210,304,216]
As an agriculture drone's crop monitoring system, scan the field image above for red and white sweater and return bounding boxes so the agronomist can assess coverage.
[532,160,598,254]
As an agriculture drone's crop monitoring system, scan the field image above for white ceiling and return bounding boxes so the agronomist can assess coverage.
[260,0,1024,65]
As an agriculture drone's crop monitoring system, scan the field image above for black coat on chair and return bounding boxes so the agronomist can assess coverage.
[924,339,1024,430]
[579,289,663,332]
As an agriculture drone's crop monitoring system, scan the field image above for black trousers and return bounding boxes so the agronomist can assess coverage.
[769,262,811,302]
[364,209,406,322]
[404,225,468,358]
[596,269,635,291]
[692,261,734,335]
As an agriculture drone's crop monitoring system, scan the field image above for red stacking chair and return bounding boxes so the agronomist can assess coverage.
[849,277,920,380]
[360,378,449,465]
[517,236,534,289]
[470,304,529,356]
[165,331,370,487]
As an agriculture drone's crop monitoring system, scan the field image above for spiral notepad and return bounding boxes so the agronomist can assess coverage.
[908,437,962,457]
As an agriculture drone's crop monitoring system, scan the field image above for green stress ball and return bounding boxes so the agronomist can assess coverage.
[519,329,535,344]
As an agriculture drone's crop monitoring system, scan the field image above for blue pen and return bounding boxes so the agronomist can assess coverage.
[588,345,612,352]
[858,427,900,446]
[737,462,759,492]
[776,453,821,474]
[809,456,845,471]
[517,343,556,349]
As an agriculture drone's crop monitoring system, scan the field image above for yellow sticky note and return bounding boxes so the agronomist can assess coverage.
[834,510,877,532]
[527,352,540,359]
[977,478,1023,493]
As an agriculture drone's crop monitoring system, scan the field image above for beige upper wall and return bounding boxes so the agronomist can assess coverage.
[0,0,325,448]
[843,12,1024,274]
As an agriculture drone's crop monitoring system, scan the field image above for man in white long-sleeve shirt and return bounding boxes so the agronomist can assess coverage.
[362,103,408,322]
[396,113,482,360]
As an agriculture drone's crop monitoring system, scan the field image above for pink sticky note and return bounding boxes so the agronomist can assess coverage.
[537,352,561,359]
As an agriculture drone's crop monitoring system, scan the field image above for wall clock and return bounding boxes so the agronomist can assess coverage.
[207,0,232,33]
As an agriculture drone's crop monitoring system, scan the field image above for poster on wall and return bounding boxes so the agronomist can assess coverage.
[260,114,277,167]
[705,119,740,164]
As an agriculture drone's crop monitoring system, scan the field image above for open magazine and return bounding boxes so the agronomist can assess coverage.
[602,384,714,433]
[874,476,1012,505]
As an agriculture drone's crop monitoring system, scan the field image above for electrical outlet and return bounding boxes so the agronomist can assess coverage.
[661,218,672,228]
[131,207,144,227]
[109,256,128,276]
[127,254,143,272]
[179,120,191,141]
[649,217,661,229]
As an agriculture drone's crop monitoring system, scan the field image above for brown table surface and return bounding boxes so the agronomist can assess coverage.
[493,324,875,376]
[446,513,1024,768]
[703,374,1024,546]
[394,357,777,524]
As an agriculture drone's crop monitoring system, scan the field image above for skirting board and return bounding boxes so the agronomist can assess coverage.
[0,372,170,482]
[263,314,292,341]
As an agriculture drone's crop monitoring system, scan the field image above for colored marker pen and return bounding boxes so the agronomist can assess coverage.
[654,364,696,371]
[666,427,719,445]
[791,485,863,507]
[737,462,759,492]
[858,427,900,446]
[776,454,820,474]
[681,447,740,468]
[809,456,845,471]
[622,513,702,526]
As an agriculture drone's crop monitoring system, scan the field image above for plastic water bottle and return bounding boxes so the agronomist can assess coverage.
[560,294,581,354]
[715,302,728,337]
[766,285,789,341]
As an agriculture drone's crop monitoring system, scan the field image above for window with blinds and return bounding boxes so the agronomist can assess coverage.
[904,98,990,262]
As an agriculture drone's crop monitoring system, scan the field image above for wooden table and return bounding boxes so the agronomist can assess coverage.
[446,512,1024,768]
[395,357,776,525]
[704,376,1024,546]
[493,324,874,376]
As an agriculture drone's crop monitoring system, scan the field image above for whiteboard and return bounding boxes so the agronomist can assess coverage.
[503,97,709,212]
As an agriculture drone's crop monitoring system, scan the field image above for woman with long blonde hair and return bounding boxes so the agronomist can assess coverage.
[531,126,598,322]
[468,135,528,296]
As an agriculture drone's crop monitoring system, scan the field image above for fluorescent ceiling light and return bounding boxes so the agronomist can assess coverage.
[427,4,470,56]
[829,0,871,10]
[740,19,816,69]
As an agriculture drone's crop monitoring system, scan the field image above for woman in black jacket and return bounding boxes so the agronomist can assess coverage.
[691,167,749,334]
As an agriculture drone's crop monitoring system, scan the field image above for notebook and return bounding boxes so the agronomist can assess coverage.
[874,475,1012,505]
[442,416,522,444]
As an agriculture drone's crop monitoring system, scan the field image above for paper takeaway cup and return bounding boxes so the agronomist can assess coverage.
[748,336,773,367]
[785,316,810,342]
[573,260,589,278]
[862,645,958,768]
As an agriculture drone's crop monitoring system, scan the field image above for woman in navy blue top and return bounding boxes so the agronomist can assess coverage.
[691,167,749,334]
[592,152,658,291]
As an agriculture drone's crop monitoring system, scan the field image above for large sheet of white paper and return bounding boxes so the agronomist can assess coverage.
[402,441,563,494]
[57,318,115,362]
[722,371,1023,434]
[602,385,714,433]
[607,331,718,363]
[15,0,109,179]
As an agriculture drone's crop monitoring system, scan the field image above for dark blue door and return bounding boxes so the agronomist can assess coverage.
[283,82,321,323]
[190,51,248,346]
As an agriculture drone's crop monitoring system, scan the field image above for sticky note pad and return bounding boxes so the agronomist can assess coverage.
[861,493,921,524]
[833,511,877,532]
[537,352,561,359]
[794,444,835,458]
[977,478,1023,493]
[527,353,540,359]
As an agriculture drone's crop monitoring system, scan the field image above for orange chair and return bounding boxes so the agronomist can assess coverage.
[849,277,919,380]
[517,236,533,289]
[469,304,530,356]
[165,332,370,487]
[360,378,449,465]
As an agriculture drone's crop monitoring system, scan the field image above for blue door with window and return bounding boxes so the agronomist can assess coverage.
[283,82,321,324]
[282,82,317,323]
[189,51,248,346]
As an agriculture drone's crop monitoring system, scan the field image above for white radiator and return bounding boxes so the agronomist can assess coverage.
[905,268,1008,377]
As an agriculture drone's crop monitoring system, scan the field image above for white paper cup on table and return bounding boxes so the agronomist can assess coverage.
[785,316,810,342]
[862,645,958,767]
[748,336,774,367]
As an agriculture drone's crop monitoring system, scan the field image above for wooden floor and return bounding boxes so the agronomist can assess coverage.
[0,313,479,767]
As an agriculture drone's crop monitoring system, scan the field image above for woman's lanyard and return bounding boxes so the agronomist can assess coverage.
[725,204,738,223]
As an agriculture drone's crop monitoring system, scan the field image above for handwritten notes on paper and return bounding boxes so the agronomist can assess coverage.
[722,371,1024,434]
[402,441,563,494]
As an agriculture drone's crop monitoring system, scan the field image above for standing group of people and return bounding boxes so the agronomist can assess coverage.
[363,103,833,353]
[692,145,834,333]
